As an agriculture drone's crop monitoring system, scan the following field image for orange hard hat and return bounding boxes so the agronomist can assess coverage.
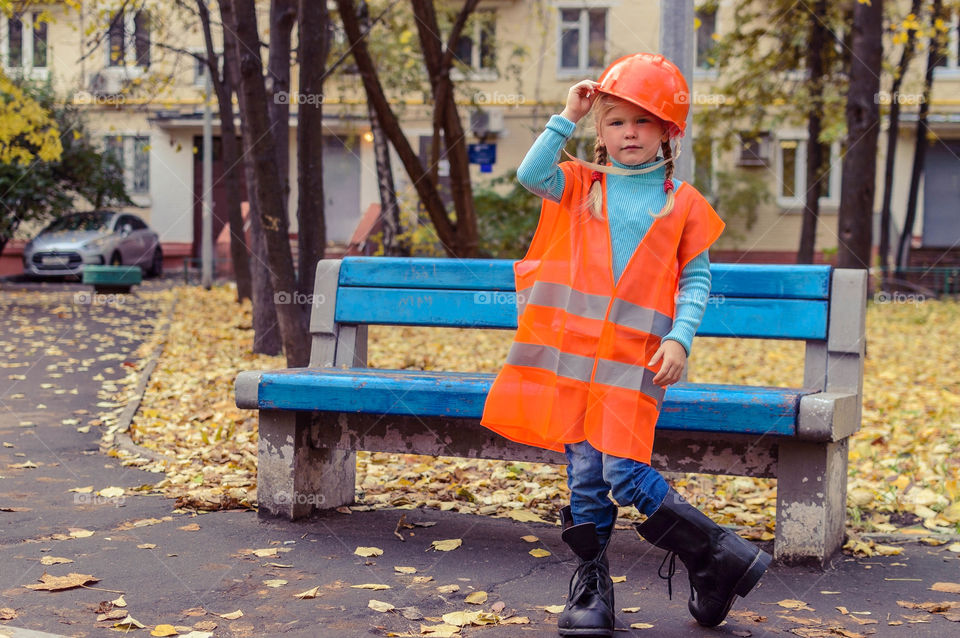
[597,53,690,138]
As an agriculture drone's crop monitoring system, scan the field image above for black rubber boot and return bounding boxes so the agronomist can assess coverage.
[634,488,771,627]
[556,506,615,637]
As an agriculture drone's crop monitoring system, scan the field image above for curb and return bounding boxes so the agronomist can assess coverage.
[110,291,178,464]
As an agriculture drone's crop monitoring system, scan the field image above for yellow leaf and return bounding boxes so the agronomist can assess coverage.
[436,584,459,593]
[150,625,178,636]
[24,572,99,591]
[355,546,384,557]
[529,548,551,558]
[99,486,125,498]
[368,599,395,613]
[541,605,565,614]
[611,575,627,583]
[441,611,480,627]
[501,616,530,624]
[350,583,390,590]
[394,566,418,574]
[520,535,539,543]
[263,579,287,588]
[464,591,487,604]
[252,548,279,557]
[429,539,462,552]
[622,606,643,612]
[217,610,243,620]
[39,556,73,565]
[69,527,95,537]
[294,586,320,599]
[777,599,814,611]
[114,616,145,630]
[419,623,461,636]
[112,595,127,608]
[506,510,546,523]
[178,523,200,531]
[931,582,960,594]
[630,622,655,629]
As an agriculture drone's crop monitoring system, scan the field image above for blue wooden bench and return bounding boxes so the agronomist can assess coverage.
[235,257,866,565]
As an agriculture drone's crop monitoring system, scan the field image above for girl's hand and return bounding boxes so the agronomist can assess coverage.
[560,80,600,123]
[649,340,687,387]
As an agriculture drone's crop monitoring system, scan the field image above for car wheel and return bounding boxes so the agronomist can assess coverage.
[109,252,122,266]
[147,248,163,278]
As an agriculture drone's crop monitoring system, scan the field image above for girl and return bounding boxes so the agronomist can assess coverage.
[479,53,771,636]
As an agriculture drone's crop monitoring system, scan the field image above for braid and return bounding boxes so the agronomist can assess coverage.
[653,138,676,218]
[586,138,608,219]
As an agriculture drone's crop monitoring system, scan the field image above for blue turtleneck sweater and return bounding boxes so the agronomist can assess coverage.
[516,114,712,355]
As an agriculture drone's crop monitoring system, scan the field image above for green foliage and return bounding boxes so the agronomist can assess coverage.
[0,78,131,251]
[473,170,541,259]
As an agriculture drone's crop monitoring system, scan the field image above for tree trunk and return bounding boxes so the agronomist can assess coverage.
[335,0,458,255]
[411,0,481,257]
[897,0,943,274]
[221,0,281,354]
[268,0,297,217]
[296,0,329,303]
[358,7,403,256]
[880,0,923,288]
[229,0,309,366]
[196,0,252,302]
[837,0,883,271]
[797,0,826,265]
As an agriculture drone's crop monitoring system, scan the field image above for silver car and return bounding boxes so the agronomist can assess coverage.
[23,211,162,278]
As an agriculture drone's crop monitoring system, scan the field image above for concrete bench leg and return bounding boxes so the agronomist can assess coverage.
[774,438,849,566]
[257,410,356,519]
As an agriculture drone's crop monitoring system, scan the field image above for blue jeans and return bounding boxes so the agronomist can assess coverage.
[564,440,669,546]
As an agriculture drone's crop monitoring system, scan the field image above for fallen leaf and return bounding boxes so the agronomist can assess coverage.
[429,539,462,552]
[0,608,17,620]
[542,605,565,614]
[114,615,145,630]
[69,528,94,538]
[464,591,487,604]
[178,523,200,531]
[419,623,460,637]
[368,599,395,613]
[611,575,627,583]
[506,510,546,523]
[99,486,125,498]
[354,546,384,557]
[251,548,278,558]
[39,556,74,565]
[777,599,815,611]
[436,585,460,594]
[97,609,128,621]
[138,543,157,549]
[294,586,320,599]
[263,579,287,588]
[501,616,530,624]
[24,572,99,591]
[112,595,127,608]
[150,624,179,636]
[350,583,390,590]
[521,535,539,543]
[630,622,654,629]
[394,566,418,574]
[528,548,551,558]
[217,610,243,620]
[932,582,960,594]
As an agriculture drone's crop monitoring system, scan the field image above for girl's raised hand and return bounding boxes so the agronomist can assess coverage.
[560,80,600,124]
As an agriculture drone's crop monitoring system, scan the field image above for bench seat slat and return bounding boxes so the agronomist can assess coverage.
[337,258,832,300]
[334,287,828,339]
[253,368,807,436]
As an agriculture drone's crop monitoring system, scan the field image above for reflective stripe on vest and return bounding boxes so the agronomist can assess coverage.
[505,341,665,406]
[517,280,673,337]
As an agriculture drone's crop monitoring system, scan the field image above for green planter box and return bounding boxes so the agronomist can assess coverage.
[82,265,142,294]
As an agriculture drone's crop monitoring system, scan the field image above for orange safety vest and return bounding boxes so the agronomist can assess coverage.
[479,162,725,464]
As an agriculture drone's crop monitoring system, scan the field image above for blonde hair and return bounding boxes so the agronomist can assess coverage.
[583,94,679,221]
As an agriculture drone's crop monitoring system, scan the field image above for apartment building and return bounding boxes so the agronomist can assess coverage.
[2,0,958,270]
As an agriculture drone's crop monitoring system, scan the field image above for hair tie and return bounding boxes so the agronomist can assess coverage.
[664,178,674,193]
[591,171,603,183]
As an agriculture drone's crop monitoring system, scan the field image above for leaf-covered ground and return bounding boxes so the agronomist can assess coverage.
[117,285,960,545]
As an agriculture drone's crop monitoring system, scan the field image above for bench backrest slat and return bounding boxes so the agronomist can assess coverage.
[331,257,832,341]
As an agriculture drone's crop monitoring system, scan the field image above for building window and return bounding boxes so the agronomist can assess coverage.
[558,7,606,75]
[3,13,48,73]
[192,50,223,86]
[107,10,150,68]
[775,135,840,209]
[695,3,717,70]
[105,135,151,195]
[454,10,496,73]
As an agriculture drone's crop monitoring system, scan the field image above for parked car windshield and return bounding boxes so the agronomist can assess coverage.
[45,212,115,233]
